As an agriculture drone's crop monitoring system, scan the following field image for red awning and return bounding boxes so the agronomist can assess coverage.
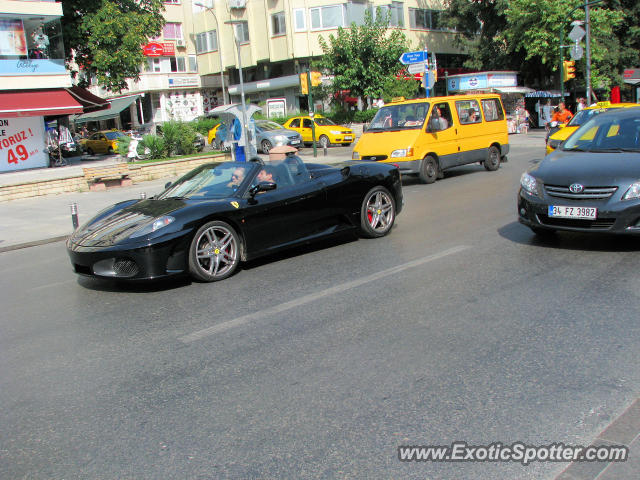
[65,86,110,113]
[0,89,84,118]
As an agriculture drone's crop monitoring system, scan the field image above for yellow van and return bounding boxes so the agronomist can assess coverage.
[352,94,509,183]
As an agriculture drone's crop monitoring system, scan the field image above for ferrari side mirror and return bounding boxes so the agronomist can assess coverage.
[249,181,277,198]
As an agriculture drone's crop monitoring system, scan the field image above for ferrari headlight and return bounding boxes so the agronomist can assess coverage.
[520,172,540,197]
[330,130,342,135]
[390,148,414,158]
[130,215,175,238]
[352,151,360,160]
[547,138,562,150]
[622,181,640,200]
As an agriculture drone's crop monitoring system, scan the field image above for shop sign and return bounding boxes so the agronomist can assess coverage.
[168,77,199,88]
[267,98,286,118]
[487,73,517,87]
[142,42,176,57]
[0,117,47,172]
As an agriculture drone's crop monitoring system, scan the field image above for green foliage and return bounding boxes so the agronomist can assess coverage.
[159,121,181,156]
[381,77,420,103]
[176,125,198,156]
[116,135,131,158]
[316,9,410,104]
[61,0,165,92]
[141,135,165,160]
[191,117,219,136]
[353,109,378,124]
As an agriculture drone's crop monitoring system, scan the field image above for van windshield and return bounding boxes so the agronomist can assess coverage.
[368,102,430,131]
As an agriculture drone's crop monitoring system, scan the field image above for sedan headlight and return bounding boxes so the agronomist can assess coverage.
[390,148,414,158]
[330,130,342,135]
[273,135,287,144]
[547,138,562,150]
[130,215,175,238]
[520,172,540,197]
[622,181,640,200]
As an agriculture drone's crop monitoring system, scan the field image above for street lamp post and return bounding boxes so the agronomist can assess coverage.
[194,2,228,105]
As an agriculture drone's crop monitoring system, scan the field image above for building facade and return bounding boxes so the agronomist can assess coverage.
[84,0,465,128]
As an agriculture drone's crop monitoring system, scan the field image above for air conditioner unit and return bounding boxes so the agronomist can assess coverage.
[228,0,246,9]
[176,39,186,47]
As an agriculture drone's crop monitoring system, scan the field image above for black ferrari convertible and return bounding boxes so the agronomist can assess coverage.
[67,156,403,282]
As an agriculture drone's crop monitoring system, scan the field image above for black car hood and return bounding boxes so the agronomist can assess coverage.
[533,150,640,186]
[70,197,229,247]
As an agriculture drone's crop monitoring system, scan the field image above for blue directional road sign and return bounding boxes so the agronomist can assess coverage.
[399,51,428,65]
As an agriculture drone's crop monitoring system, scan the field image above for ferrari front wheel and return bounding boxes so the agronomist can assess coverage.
[360,186,396,238]
[188,221,240,282]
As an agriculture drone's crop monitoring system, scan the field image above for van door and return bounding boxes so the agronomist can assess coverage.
[424,102,459,170]
[454,99,485,165]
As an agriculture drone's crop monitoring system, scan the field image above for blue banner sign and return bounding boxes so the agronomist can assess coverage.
[0,59,66,76]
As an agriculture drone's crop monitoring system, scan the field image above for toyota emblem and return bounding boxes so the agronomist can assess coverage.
[569,183,584,193]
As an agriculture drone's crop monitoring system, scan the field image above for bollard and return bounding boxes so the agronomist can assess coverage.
[70,203,79,230]
[140,192,147,199]
[323,145,328,156]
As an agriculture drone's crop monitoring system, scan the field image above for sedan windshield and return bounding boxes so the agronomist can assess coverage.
[368,102,430,131]
[314,117,336,126]
[562,112,640,152]
[156,162,255,199]
[566,107,609,127]
[256,121,284,132]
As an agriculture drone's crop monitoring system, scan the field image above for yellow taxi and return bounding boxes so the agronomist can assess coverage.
[283,114,354,148]
[546,102,639,154]
[208,123,222,146]
[82,130,127,155]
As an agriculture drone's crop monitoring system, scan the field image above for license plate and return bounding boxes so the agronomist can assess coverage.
[290,140,300,144]
[344,135,353,140]
[548,205,597,220]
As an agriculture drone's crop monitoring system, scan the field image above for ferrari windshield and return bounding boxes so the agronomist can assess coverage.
[562,111,640,152]
[156,162,255,199]
[368,102,430,131]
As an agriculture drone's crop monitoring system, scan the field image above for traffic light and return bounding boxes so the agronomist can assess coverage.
[563,60,576,82]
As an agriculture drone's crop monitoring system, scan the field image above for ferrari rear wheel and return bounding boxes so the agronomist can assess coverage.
[360,186,396,238]
[188,221,240,282]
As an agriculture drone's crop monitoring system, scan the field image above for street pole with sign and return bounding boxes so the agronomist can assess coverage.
[225,20,249,160]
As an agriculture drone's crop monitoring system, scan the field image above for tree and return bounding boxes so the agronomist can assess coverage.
[61,0,165,93]
[316,10,411,108]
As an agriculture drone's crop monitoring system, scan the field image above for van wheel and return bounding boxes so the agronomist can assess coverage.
[418,156,438,184]
[484,146,501,171]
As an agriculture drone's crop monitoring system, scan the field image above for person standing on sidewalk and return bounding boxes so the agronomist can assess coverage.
[551,102,574,124]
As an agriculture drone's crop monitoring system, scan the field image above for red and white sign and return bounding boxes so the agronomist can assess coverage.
[0,117,47,172]
[142,42,176,57]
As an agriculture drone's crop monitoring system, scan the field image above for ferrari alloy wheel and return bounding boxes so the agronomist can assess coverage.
[261,139,272,154]
[419,155,438,184]
[360,186,396,238]
[319,135,330,149]
[189,221,240,282]
[484,145,501,171]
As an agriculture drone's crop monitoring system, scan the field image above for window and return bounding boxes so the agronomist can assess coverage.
[170,56,186,73]
[481,99,505,122]
[409,8,442,30]
[427,103,453,131]
[163,0,180,4]
[234,22,249,44]
[147,58,162,73]
[346,1,367,25]
[303,118,313,128]
[289,118,301,128]
[293,8,306,32]
[375,2,404,27]
[310,5,345,30]
[456,100,481,124]
[188,55,198,72]
[163,22,183,40]
[195,30,218,54]
[272,12,286,36]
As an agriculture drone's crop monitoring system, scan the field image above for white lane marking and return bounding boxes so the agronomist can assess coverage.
[30,279,76,292]
[179,245,470,344]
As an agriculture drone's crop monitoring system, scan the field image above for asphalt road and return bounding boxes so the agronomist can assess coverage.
[1,138,639,479]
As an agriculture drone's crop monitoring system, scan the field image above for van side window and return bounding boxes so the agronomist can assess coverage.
[456,100,481,124]
[481,99,505,122]
[427,103,453,131]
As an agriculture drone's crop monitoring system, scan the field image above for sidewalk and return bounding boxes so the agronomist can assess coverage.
[0,131,547,253]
